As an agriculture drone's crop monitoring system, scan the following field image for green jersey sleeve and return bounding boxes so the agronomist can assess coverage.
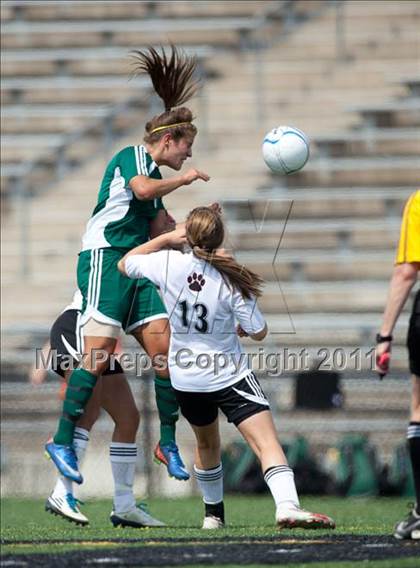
[117,146,148,182]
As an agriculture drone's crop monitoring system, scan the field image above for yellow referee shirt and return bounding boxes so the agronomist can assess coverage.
[396,190,420,264]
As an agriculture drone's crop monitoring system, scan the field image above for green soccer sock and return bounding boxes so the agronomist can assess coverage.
[154,375,179,447]
[53,368,98,446]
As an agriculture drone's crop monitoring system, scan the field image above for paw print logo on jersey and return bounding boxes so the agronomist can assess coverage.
[188,273,206,292]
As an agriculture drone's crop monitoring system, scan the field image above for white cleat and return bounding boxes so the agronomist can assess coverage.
[276,506,335,530]
[45,493,89,526]
[110,503,166,528]
[202,515,224,529]
[394,507,420,540]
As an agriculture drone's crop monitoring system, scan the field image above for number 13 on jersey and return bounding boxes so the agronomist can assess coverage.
[179,300,208,333]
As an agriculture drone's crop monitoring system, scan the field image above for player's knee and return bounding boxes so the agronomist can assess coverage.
[251,435,279,455]
[154,362,170,378]
[148,340,170,362]
[115,407,140,436]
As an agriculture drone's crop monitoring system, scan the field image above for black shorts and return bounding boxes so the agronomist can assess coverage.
[407,289,420,377]
[49,309,123,378]
[174,373,270,427]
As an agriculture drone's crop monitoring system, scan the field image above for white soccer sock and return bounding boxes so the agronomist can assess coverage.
[73,427,90,461]
[264,465,300,510]
[110,442,137,514]
[52,427,90,498]
[193,463,223,504]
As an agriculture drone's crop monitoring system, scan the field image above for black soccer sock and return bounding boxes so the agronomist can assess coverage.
[407,421,420,514]
[194,463,224,521]
[205,501,225,523]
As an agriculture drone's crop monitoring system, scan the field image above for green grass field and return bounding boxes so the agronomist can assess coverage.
[1,495,419,567]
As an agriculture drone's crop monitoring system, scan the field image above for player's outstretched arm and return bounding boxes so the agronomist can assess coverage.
[117,228,186,276]
[130,168,209,200]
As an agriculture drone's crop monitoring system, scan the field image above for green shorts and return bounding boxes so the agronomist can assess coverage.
[77,248,167,333]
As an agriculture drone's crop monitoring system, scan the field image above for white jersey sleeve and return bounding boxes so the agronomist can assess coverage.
[125,250,170,289]
[231,289,266,335]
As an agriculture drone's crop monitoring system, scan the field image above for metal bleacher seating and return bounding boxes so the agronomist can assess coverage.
[2,0,419,362]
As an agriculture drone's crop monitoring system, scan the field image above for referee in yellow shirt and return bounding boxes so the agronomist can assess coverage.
[376,189,420,540]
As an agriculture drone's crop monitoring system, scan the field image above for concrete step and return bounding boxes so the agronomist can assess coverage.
[338,1,420,17]
[1,18,265,49]
[313,128,420,157]
[6,1,270,21]
[0,75,147,105]
[0,249,397,285]
[235,251,395,283]
[349,98,420,128]
[222,189,410,221]
[260,312,410,348]
[0,274,401,324]
[278,156,420,188]
[228,218,401,251]
[259,281,391,314]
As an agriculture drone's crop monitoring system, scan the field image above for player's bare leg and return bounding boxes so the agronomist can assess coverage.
[101,374,139,442]
[238,411,335,530]
[100,373,165,528]
[410,375,420,421]
[191,419,221,470]
[237,410,287,471]
[132,319,190,480]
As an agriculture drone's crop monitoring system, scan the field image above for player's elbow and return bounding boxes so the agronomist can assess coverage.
[133,185,153,200]
[394,262,418,286]
[117,258,127,276]
[130,177,154,200]
[250,323,268,341]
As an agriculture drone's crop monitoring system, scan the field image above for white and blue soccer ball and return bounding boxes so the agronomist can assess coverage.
[262,126,310,174]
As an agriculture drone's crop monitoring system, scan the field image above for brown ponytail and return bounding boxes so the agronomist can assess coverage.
[186,207,264,300]
[131,45,198,143]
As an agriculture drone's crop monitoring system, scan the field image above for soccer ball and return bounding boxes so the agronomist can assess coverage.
[262,126,310,174]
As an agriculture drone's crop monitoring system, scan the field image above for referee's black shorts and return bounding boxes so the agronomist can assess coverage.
[50,309,123,378]
[174,372,270,427]
[407,289,420,377]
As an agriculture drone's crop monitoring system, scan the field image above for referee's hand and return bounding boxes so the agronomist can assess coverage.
[376,342,391,379]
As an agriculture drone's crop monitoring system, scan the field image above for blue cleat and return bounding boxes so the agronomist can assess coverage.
[154,441,190,481]
[45,441,83,484]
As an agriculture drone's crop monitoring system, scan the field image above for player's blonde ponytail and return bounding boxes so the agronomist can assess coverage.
[186,207,264,300]
[131,45,198,144]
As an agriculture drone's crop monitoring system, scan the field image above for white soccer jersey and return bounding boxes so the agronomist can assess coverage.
[125,250,266,392]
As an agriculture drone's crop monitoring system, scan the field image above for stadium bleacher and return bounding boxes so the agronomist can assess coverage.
[1,0,419,497]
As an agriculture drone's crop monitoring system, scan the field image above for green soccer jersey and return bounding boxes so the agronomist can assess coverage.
[81,145,164,251]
